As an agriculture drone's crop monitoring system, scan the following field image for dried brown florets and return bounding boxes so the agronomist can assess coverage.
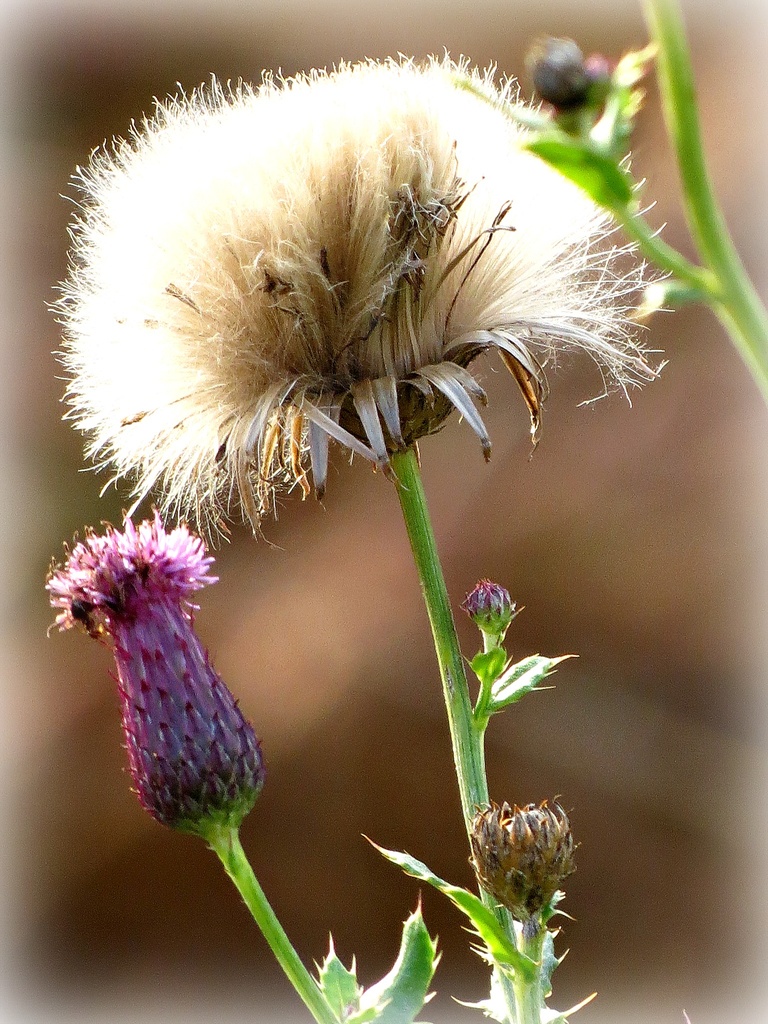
[470,800,575,921]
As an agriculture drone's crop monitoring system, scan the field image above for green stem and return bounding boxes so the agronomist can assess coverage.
[613,204,713,294]
[644,0,768,400]
[205,825,338,1024]
[511,924,545,1024]
[390,447,518,1020]
[391,448,488,833]
[452,59,711,298]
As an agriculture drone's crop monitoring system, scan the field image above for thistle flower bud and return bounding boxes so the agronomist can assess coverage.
[462,579,516,645]
[527,39,590,109]
[56,56,657,533]
[527,38,611,111]
[47,513,265,836]
[470,801,575,923]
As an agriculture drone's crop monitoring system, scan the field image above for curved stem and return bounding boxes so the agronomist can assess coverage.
[644,0,768,399]
[613,204,713,294]
[390,447,518,1020]
[391,448,487,833]
[205,825,338,1024]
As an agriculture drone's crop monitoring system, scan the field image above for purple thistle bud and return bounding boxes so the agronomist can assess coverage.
[47,512,265,836]
[526,38,612,113]
[461,579,516,645]
[527,38,591,110]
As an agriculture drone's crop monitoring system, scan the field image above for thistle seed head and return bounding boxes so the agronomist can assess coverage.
[56,57,657,533]
[470,800,575,922]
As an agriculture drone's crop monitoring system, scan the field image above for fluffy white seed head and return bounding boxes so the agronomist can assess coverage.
[56,57,656,533]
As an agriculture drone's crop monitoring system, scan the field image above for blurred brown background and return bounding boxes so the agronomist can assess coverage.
[2,0,768,1021]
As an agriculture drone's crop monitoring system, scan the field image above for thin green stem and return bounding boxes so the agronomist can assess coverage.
[511,924,545,1024]
[391,448,488,833]
[613,204,713,294]
[205,825,338,1024]
[452,59,711,295]
[644,0,768,400]
[390,447,518,1020]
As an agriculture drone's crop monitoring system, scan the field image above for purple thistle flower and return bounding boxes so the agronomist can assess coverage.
[47,512,265,836]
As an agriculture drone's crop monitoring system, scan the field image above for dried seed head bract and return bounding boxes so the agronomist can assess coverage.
[56,57,656,533]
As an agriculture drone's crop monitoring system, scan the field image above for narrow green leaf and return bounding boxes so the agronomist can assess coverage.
[370,843,536,981]
[316,939,361,1020]
[352,905,439,1024]
[525,136,634,210]
[489,655,572,713]
[469,647,507,687]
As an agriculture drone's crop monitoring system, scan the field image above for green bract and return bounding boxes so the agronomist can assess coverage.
[471,651,572,723]
[371,843,537,982]
[316,908,439,1024]
[524,137,633,211]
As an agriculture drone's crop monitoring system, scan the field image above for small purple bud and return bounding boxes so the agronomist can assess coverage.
[583,53,613,86]
[47,512,265,836]
[461,579,516,644]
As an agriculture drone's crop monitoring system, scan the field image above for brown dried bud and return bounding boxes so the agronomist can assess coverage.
[470,800,575,921]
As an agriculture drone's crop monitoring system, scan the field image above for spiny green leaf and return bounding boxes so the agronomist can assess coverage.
[316,939,362,1020]
[469,647,507,687]
[540,992,597,1022]
[542,888,569,927]
[588,44,655,156]
[454,972,512,1024]
[525,136,634,210]
[489,655,573,712]
[352,905,439,1024]
[370,842,536,982]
